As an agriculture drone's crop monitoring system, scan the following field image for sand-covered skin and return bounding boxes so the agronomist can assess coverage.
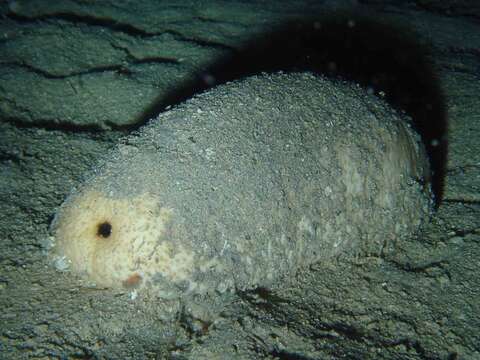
[50,72,433,298]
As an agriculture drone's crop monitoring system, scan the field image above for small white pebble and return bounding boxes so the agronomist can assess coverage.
[53,256,70,272]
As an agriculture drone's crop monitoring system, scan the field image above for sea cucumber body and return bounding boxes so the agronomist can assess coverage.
[51,73,432,298]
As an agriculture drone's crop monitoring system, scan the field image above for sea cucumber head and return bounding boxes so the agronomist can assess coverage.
[50,189,195,291]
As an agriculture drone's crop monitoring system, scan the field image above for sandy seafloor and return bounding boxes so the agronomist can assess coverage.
[0,1,479,359]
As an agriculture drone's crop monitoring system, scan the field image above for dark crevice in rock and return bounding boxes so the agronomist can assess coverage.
[0,152,21,163]
[7,11,152,37]
[181,35,236,51]
[2,61,131,79]
[1,58,179,80]
[6,11,235,51]
[113,41,183,67]
[314,322,366,342]
[268,349,316,360]
[442,199,480,205]
[381,337,431,358]
[238,287,290,312]
[0,115,131,134]
[131,56,180,66]
[392,259,450,275]
[193,15,250,28]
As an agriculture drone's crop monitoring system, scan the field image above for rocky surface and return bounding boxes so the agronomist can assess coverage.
[1,0,479,359]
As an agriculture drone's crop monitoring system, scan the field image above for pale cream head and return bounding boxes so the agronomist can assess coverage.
[51,190,194,290]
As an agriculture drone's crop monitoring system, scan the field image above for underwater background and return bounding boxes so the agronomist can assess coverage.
[0,0,479,359]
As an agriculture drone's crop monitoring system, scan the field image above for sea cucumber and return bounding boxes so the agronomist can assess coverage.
[50,72,432,299]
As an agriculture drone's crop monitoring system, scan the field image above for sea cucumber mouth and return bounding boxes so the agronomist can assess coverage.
[96,221,112,238]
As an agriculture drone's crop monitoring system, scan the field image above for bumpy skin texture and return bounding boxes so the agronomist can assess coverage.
[51,73,432,299]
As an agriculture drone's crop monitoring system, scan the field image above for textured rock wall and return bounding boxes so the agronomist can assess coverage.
[1,1,479,359]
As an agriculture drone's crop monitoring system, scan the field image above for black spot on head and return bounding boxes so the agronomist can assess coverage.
[97,221,112,238]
